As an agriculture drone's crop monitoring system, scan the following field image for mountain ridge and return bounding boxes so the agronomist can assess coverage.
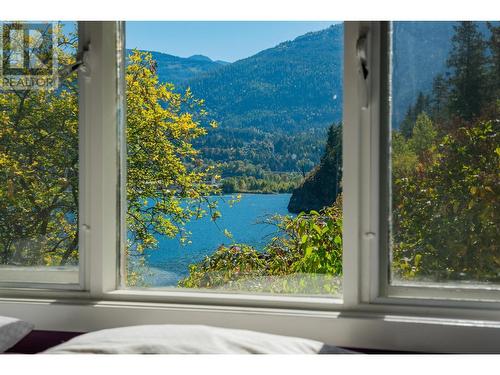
[126,22,493,197]
[126,49,229,86]
[183,24,344,132]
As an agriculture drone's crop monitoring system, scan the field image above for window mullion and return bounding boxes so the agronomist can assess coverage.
[80,21,120,298]
[342,21,364,308]
[343,21,385,308]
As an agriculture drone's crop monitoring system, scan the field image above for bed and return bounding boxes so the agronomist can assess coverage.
[1,316,354,354]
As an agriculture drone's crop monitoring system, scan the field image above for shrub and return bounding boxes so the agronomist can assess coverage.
[179,197,343,294]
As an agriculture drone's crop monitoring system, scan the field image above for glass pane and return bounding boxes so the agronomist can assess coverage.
[123,21,344,296]
[0,21,79,285]
[390,21,500,287]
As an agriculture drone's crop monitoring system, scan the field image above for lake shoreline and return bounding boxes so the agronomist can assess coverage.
[221,190,293,195]
[142,193,293,286]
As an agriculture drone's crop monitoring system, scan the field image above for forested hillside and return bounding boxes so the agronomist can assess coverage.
[129,25,344,183]
[129,22,496,196]
[125,49,228,86]
[185,24,344,181]
[185,24,344,132]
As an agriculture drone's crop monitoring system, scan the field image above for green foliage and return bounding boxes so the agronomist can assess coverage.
[179,198,343,294]
[400,93,431,138]
[391,22,499,283]
[288,123,342,213]
[196,127,327,175]
[0,24,79,266]
[221,173,302,194]
[392,132,418,176]
[178,244,267,289]
[392,119,499,281]
[268,202,343,276]
[408,113,438,156]
[0,46,223,274]
[126,50,221,256]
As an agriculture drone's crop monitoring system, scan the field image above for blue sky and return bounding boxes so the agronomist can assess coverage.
[126,21,337,62]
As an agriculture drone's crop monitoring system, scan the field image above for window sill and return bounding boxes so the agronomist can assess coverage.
[1,294,499,353]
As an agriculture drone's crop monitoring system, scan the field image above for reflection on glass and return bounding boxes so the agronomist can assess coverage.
[0,21,79,283]
[391,21,499,286]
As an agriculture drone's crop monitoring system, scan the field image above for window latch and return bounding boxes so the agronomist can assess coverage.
[356,35,369,110]
[60,43,91,79]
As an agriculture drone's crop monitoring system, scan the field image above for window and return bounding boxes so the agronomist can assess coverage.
[0,20,499,353]
[0,21,81,287]
[122,22,344,297]
[387,21,500,295]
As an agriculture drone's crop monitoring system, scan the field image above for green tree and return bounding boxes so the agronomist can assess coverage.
[391,22,499,283]
[126,50,220,257]
[400,92,431,138]
[0,46,221,271]
[288,123,342,213]
[408,113,437,157]
[392,119,499,281]
[430,73,449,123]
[391,131,417,176]
[486,22,500,109]
[447,22,489,121]
[0,25,79,266]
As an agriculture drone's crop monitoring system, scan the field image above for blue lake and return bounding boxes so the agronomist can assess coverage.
[139,193,293,286]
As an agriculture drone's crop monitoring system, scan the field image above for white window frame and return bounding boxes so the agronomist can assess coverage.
[0,21,499,353]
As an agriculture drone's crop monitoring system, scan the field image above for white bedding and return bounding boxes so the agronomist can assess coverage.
[0,315,34,352]
[44,324,325,354]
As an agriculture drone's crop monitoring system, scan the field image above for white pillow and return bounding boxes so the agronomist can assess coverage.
[0,315,34,352]
[44,324,324,354]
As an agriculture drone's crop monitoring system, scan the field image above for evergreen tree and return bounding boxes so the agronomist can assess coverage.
[408,113,437,157]
[486,22,500,103]
[288,123,342,213]
[400,92,431,138]
[400,106,415,139]
[446,22,489,121]
[430,73,449,122]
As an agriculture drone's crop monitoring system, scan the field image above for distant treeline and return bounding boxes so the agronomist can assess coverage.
[221,172,303,194]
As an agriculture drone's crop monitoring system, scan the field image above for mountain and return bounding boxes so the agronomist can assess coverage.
[184,24,344,133]
[126,49,229,87]
[187,54,213,62]
[134,22,494,133]
[127,25,345,177]
[128,22,494,191]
